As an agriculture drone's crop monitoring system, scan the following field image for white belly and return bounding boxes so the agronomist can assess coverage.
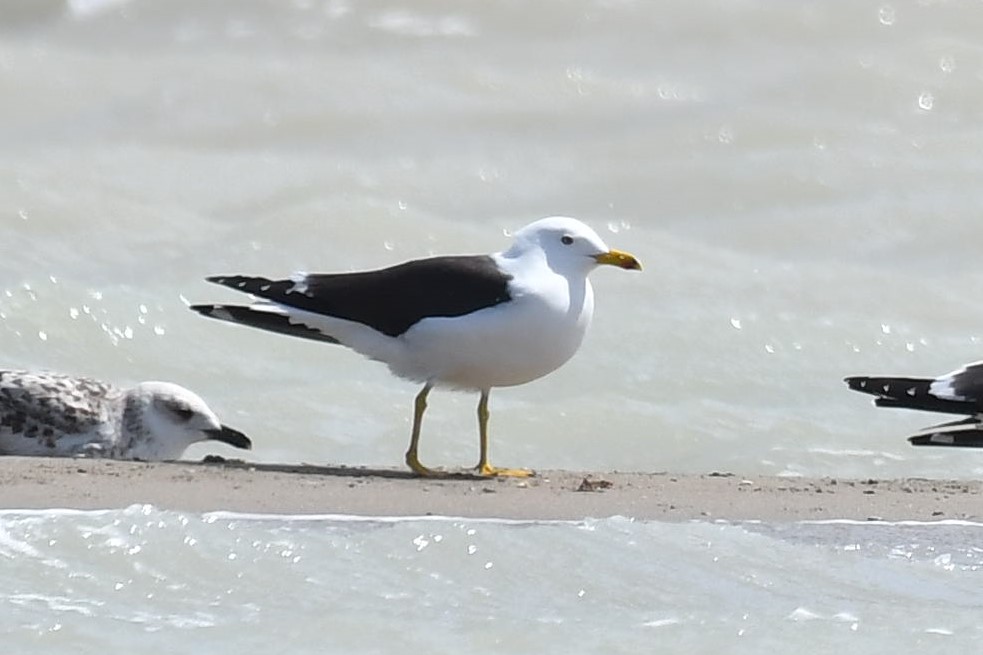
[393,279,595,389]
[0,428,114,457]
[279,267,597,390]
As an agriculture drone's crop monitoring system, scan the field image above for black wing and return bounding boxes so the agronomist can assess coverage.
[189,304,342,344]
[844,370,981,416]
[200,255,513,338]
[910,425,983,448]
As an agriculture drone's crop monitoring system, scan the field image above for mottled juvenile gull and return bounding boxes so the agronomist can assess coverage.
[191,216,641,477]
[0,370,251,460]
[846,361,983,447]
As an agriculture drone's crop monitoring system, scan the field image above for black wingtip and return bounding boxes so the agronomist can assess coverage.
[909,429,983,448]
[203,275,249,291]
[843,376,865,390]
[909,434,944,446]
[189,304,220,316]
[188,302,342,344]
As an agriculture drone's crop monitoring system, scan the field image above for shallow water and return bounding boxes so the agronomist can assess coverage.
[3,507,983,654]
[4,1,983,650]
[5,0,983,479]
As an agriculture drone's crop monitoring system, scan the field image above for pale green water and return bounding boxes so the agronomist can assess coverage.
[3,508,983,654]
[3,0,983,478]
[3,1,983,650]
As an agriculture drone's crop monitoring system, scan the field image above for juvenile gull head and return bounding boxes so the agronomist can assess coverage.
[0,371,251,461]
[120,381,252,461]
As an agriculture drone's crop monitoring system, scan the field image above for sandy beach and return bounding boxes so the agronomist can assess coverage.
[0,456,979,522]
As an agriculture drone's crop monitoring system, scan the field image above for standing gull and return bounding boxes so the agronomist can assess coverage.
[191,216,641,476]
[0,370,251,460]
[846,361,983,447]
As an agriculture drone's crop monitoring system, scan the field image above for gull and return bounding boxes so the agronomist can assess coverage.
[846,361,983,447]
[0,370,251,460]
[191,216,641,476]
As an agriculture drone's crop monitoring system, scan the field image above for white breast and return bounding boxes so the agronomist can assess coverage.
[393,271,595,390]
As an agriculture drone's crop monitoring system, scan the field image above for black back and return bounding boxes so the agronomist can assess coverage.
[206,255,513,338]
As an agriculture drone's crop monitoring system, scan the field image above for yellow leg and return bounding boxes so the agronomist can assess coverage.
[475,389,533,478]
[405,383,439,477]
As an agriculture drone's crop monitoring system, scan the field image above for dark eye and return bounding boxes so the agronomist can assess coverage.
[170,405,195,422]
[561,235,574,245]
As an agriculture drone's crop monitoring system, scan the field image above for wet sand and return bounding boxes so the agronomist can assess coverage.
[0,457,981,522]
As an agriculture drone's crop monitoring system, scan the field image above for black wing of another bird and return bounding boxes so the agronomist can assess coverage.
[844,365,983,416]
[846,363,983,448]
[910,422,983,448]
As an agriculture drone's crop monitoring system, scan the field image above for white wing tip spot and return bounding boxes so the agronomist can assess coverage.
[287,273,309,296]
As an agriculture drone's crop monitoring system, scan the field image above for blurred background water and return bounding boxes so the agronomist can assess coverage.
[5,2,983,651]
[5,0,983,479]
